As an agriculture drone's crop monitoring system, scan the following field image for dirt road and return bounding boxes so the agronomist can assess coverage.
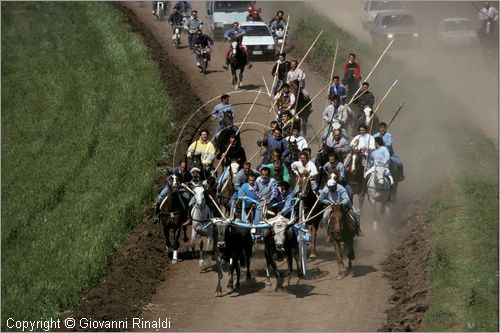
[116,1,496,331]
[120,2,417,331]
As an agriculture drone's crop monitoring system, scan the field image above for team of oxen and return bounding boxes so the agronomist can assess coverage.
[156,21,405,296]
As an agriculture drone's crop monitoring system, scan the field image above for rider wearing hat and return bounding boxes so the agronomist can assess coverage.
[319,179,360,235]
[246,8,263,22]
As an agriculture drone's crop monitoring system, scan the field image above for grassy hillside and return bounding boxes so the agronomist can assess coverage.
[1,2,174,326]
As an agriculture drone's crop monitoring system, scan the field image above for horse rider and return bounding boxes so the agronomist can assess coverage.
[286,127,308,152]
[342,52,362,92]
[257,126,290,166]
[174,0,191,13]
[328,75,347,103]
[186,129,217,179]
[216,134,246,195]
[278,111,293,138]
[271,52,291,94]
[211,94,235,136]
[352,82,375,134]
[291,151,320,192]
[352,81,374,112]
[253,166,280,225]
[287,60,308,96]
[246,8,263,22]
[373,122,405,181]
[222,23,250,70]
[275,181,295,218]
[365,136,394,187]
[152,161,192,224]
[323,129,351,162]
[192,29,213,68]
[264,157,291,184]
[348,124,375,172]
[224,22,246,41]
[319,179,361,235]
[322,96,341,141]
[274,83,296,115]
[269,10,286,26]
[323,151,353,201]
[184,10,203,50]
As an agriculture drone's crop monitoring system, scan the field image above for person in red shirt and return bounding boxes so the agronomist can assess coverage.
[342,53,362,102]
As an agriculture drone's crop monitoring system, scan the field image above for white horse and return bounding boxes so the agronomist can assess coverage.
[365,165,391,215]
[190,186,214,271]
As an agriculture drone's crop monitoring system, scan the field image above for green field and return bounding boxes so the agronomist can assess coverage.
[280,2,499,331]
[2,2,174,326]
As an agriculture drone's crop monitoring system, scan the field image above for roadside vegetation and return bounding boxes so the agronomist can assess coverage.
[1,2,174,327]
[278,2,499,331]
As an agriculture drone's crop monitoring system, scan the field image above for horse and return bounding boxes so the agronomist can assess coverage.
[344,151,366,207]
[296,171,322,259]
[351,107,379,136]
[228,39,249,90]
[190,185,215,271]
[327,203,356,279]
[290,82,313,136]
[365,165,391,215]
[159,174,188,263]
[218,161,239,216]
[212,219,253,296]
[214,112,239,151]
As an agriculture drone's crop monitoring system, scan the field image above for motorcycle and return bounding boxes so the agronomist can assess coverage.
[171,23,182,49]
[194,45,211,74]
[154,1,167,21]
[274,27,285,45]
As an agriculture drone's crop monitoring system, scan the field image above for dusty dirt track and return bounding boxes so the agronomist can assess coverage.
[64,1,498,332]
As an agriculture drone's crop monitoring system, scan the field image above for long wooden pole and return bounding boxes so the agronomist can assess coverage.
[325,40,340,107]
[368,79,398,134]
[386,103,405,130]
[294,31,324,77]
[346,38,394,107]
[285,82,330,127]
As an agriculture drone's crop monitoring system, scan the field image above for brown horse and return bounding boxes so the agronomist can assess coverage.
[297,171,322,258]
[327,203,356,279]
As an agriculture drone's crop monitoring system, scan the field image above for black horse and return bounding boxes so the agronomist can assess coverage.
[228,38,249,90]
[290,81,313,136]
[214,111,239,151]
[159,174,189,263]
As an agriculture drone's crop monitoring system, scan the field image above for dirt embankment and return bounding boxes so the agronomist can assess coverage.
[60,4,209,329]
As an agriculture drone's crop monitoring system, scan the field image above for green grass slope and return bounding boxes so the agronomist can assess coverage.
[2,2,174,325]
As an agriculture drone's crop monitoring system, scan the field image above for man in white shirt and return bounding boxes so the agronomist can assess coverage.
[291,151,319,191]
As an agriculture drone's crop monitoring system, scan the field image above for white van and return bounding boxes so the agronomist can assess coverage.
[206,1,256,38]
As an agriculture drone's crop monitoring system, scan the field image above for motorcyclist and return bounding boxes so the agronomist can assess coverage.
[269,10,286,26]
[185,10,203,50]
[192,29,213,69]
[270,15,286,35]
[168,7,184,26]
[246,9,263,22]
[174,1,191,14]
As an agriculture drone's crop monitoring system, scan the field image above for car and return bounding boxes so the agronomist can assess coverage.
[206,1,256,39]
[369,10,420,48]
[438,17,479,47]
[239,21,276,59]
[361,1,404,29]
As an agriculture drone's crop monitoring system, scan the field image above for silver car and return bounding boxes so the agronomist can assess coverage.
[438,17,479,46]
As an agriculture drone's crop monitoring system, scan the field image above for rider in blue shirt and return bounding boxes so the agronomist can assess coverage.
[373,122,404,181]
[224,22,246,41]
